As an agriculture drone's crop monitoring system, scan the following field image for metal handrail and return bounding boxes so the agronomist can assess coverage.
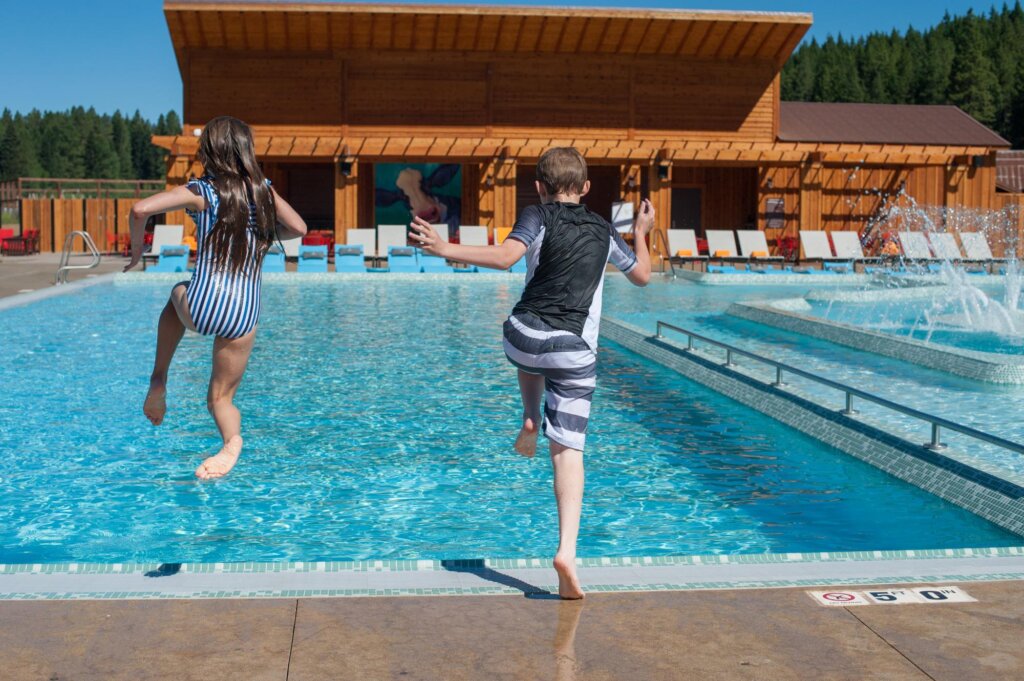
[55,231,101,285]
[650,229,676,277]
[654,320,1024,456]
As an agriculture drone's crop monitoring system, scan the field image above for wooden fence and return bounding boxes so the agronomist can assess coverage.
[19,198,145,253]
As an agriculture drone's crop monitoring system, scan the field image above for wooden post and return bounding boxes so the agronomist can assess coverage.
[798,156,822,232]
[619,163,642,211]
[647,162,671,261]
[477,157,516,238]
[164,154,196,234]
[334,157,359,244]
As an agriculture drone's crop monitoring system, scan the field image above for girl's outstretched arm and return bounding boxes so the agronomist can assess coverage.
[124,186,205,272]
[271,187,307,239]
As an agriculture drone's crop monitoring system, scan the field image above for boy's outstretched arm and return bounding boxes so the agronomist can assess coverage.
[625,199,654,287]
[409,217,526,270]
[125,185,205,272]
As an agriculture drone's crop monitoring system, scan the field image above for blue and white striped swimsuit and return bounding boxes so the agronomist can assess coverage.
[184,177,264,339]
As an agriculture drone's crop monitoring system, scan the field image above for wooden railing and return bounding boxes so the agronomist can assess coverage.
[0,177,164,201]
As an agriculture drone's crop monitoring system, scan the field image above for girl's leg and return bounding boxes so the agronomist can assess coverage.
[195,329,257,480]
[550,441,585,600]
[144,284,195,426]
[514,369,545,457]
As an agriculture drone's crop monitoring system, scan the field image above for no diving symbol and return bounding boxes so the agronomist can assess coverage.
[822,592,856,602]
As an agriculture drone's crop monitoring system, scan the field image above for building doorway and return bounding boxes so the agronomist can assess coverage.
[515,164,620,222]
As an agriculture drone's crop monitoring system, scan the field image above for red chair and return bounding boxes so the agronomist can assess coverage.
[2,229,39,256]
[0,228,13,253]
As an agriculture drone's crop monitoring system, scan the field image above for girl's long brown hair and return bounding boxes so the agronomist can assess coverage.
[197,116,276,275]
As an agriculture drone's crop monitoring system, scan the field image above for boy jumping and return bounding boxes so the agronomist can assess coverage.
[410,147,653,599]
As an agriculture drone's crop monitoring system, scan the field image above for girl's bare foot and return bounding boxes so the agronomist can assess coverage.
[143,379,167,425]
[195,435,243,480]
[514,417,539,458]
[553,553,584,600]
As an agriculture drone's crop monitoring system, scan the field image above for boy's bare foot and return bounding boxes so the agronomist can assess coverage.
[143,379,167,426]
[195,435,243,480]
[514,417,539,458]
[553,553,585,600]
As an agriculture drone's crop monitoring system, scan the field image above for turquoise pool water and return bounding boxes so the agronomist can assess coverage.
[603,277,1024,478]
[0,277,1018,563]
[805,298,1024,356]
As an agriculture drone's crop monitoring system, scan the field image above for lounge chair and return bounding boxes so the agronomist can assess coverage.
[142,224,184,268]
[280,236,302,260]
[798,230,852,273]
[387,245,419,273]
[737,230,783,262]
[451,225,488,272]
[960,232,1008,273]
[830,231,882,271]
[263,244,286,272]
[148,245,190,273]
[666,229,707,271]
[705,230,747,264]
[334,244,367,273]
[419,223,454,273]
[377,225,409,268]
[898,231,938,262]
[346,228,376,266]
[926,232,985,272]
[496,226,527,273]
[297,245,328,273]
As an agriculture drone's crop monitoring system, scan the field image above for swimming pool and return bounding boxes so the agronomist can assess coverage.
[0,276,1018,564]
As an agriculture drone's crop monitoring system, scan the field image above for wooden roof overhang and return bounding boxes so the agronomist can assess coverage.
[164,2,811,67]
[152,133,997,167]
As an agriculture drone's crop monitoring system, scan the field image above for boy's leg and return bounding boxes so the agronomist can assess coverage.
[514,369,545,457]
[551,441,585,600]
[196,329,256,480]
[144,283,194,425]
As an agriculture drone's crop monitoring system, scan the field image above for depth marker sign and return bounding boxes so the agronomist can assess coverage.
[809,586,975,607]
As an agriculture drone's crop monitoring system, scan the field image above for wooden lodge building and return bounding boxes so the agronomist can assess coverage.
[21,1,1021,255]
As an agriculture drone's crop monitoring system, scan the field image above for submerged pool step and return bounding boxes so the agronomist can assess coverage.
[600,316,1024,539]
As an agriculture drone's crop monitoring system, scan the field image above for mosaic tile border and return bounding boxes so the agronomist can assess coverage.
[600,317,1024,537]
[114,271,522,286]
[2,573,1023,601]
[2,546,1022,577]
[728,299,1024,383]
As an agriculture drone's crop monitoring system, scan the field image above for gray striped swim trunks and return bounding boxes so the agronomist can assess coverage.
[502,312,597,451]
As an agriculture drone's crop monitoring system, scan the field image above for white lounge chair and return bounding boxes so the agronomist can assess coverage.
[830,231,882,271]
[666,229,707,270]
[377,224,409,262]
[959,232,1008,263]
[346,228,376,264]
[737,230,783,261]
[899,231,937,261]
[927,233,964,261]
[706,230,745,262]
[459,226,488,246]
[142,224,184,267]
[280,236,302,259]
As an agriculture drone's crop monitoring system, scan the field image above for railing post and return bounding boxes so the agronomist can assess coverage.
[841,392,858,416]
[725,349,735,367]
[772,366,786,387]
[686,334,694,351]
[924,423,946,451]
[655,323,663,339]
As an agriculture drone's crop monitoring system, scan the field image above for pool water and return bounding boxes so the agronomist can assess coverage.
[0,277,1018,563]
[806,299,1024,356]
[603,277,1024,478]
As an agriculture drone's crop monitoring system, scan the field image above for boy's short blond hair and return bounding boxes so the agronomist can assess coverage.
[536,147,588,195]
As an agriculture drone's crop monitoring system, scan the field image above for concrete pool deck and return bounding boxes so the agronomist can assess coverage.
[2,580,1021,680]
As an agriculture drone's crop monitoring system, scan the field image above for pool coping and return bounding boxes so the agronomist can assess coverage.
[2,547,1022,600]
[0,271,119,311]
[728,298,1024,384]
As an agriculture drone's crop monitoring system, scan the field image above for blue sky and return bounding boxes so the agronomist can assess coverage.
[0,0,1008,120]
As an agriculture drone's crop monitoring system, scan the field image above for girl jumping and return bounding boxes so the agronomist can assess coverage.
[124,116,307,479]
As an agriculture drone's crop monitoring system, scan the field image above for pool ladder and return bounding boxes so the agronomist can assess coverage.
[55,230,101,285]
[654,320,1024,458]
[650,229,677,278]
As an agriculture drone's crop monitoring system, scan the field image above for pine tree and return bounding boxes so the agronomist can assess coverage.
[948,12,1000,126]
[82,127,119,178]
[0,116,39,182]
[111,112,133,179]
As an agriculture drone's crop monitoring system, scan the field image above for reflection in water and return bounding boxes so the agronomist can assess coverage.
[554,601,584,681]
